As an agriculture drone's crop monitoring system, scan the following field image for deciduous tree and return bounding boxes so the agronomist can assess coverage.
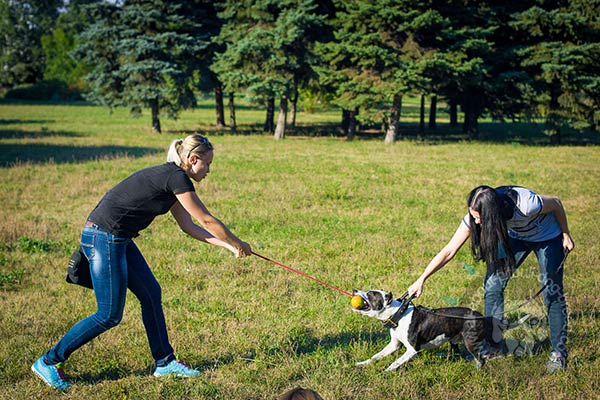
[0,0,61,87]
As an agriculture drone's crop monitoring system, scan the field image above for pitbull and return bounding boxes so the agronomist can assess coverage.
[352,289,529,371]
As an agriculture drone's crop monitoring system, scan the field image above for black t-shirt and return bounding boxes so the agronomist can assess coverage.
[88,163,195,238]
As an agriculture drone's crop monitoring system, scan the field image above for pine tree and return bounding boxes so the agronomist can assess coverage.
[427,0,498,139]
[178,0,226,128]
[513,0,600,142]
[317,0,437,141]
[75,0,207,133]
[212,0,325,139]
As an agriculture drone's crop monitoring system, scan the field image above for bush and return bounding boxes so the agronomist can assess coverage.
[3,79,83,101]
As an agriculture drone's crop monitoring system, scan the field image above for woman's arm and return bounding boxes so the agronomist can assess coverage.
[540,195,575,252]
[407,222,471,297]
[172,192,252,257]
[170,201,242,255]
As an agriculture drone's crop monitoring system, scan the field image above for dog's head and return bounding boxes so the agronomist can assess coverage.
[351,289,394,319]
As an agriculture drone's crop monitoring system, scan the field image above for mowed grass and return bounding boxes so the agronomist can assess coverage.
[0,102,599,399]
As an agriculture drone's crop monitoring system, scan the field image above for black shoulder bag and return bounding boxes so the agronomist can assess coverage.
[66,247,93,289]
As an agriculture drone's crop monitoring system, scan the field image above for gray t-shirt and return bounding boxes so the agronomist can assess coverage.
[462,186,561,242]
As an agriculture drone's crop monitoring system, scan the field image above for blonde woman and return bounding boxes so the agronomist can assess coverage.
[33,134,251,390]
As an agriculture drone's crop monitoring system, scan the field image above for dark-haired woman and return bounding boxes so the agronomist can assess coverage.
[407,185,574,373]
[32,134,252,390]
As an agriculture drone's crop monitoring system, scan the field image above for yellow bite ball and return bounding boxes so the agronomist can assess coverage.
[351,295,365,309]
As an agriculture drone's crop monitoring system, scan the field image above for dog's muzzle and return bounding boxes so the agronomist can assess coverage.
[352,290,372,311]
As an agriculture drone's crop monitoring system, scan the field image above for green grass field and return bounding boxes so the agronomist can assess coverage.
[1,102,599,399]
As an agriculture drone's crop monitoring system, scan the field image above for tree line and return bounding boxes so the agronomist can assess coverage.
[1,0,598,143]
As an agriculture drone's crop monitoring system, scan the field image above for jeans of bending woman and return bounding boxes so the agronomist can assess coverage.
[44,223,174,365]
[483,234,568,358]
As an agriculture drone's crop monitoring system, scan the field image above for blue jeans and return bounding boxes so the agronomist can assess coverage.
[484,234,568,358]
[44,223,174,365]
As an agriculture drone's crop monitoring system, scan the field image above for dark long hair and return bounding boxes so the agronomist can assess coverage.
[467,185,515,274]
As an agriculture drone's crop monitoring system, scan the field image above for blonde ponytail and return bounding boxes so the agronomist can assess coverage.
[166,139,184,166]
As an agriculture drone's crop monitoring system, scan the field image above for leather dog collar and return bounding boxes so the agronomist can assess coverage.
[382,292,415,329]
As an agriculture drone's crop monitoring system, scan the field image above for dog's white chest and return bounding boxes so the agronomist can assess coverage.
[390,308,414,343]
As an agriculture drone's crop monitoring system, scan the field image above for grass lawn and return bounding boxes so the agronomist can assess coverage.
[0,101,599,399]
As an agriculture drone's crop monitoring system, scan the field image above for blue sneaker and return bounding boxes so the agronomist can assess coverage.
[153,357,200,377]
[31,356,72,390]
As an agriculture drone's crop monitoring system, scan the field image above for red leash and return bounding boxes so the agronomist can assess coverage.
[252,251,353,297]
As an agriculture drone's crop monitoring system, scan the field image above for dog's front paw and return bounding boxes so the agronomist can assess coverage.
[356,360,371,367]
[475,358,485,369]
[384,365,400,373]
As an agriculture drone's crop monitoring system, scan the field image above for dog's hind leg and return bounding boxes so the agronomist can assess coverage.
[356,339,401,366]
[384,346,419,372]
[449,342,462,359]
[448,334,463,359]
[463,339,485,369]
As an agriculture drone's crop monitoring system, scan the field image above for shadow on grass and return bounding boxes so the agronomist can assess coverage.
[189,328,389,371]
[76,367,150,385]
[0,128,83,140]
[0,99,94,107]
[271,328,389,359]
[195,121,599,146]
[0,143,162,167]
[176,123,349,138]
[0,119,56,126]
[312,329,390,353]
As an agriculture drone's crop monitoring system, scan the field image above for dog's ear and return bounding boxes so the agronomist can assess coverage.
[385,292,393,305]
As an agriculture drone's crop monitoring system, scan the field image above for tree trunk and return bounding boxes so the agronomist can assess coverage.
[215,84,225,128]
[228,92,237,133]
[151,98,161,133]
[347,107,358,140]
[463,110,479,140]
[549,129,562,145]
[264,97,275,133]
[290,81,298,128]
[341,109,350,134]
[449,100,458,127]
[419,94,425,138]
[384,94,402,144]
[274,96,288,140]
[546,81,562,144]
[428,95,437,130]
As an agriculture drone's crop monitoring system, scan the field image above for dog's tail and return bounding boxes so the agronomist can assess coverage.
[503,314,531,331]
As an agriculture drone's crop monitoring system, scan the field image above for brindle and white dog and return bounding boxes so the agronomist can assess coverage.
[352,289,529,372]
